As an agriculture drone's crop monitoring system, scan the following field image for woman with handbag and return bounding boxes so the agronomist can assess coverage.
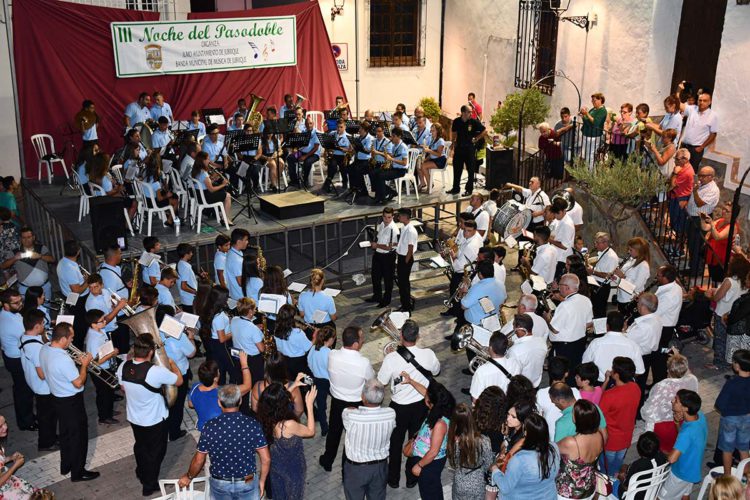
[726,270,750,364]
[556,400,608,499]
[400,375,455,500]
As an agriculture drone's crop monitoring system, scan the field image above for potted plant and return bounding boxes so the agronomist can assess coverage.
[417,97,442,124]
[489,87,550,150]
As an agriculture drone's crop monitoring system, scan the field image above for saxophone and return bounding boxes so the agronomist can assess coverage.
[262,314,276,360]
[129,257,140,306]
[256,234,267,271]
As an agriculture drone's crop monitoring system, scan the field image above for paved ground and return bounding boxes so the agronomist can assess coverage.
[0,254,730,499]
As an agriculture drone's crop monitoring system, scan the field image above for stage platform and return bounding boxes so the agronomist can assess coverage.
[21,178,476,284]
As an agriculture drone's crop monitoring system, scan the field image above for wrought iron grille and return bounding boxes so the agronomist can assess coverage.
[515,0,558,94]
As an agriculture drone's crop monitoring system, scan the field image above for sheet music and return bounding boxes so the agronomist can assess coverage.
[593,318,607,335]
[587,275,599,287]
[322,288,341,298]
[471,324,492,347]
[503,235,518,248]
[175,312,199,329]
[160,315,185,339]
[481,314,502,332]
[56,314,75,326]
[65,292,80,306]
[258,293,285,314]
[520,281,533,295]
[288,282,306,293]
[227,298,238,310]
[125,165,139,181]
[479,297,495,314]
[237,162,250,178]
[430,255,448,268]
[98,340,115,359]
[530,275,547,291]
[359,241,371,249]
[618,279,636,295]
[389,311,410,330]
[282,269,293,278]
[312,310,328,324]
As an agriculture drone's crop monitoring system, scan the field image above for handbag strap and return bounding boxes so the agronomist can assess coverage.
[598,430,609,472]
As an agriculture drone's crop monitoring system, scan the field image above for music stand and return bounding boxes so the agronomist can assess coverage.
[263,119,290,192]
[345,120,360,135]
[201,108,226,127]
[230,133,261,223]
[401,130,417,147]
[283,131,312,192]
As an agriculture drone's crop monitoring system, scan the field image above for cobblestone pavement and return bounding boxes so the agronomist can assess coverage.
[0,266,727,499]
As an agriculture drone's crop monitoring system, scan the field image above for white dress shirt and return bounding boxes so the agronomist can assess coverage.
[117,361,178,427]
[464,206,490,235]
[616,259,650,303]
[531,243,557,285]
[469,356,521,399]
[328,348,375,403]
[375,221,399,254]
[655,281,683,327]
[626,312,663,355]
[538,386,581,436]
[550,293,593,343]
[502,311,551,341]
[681,104,718,146]
[506,335,548,387]
[453,232,483,273]
[551,214,575,262]
[686,181,720,216]
[396,222,418,257]
[582,331,645,381]
[342,405,396,463]
[591,248,619,284]
[521,188,551,223]
[568,202,583,226]
[377,345,440,405]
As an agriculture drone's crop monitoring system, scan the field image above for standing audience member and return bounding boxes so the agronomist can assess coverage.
[250,352,305,417]
[550,383,606,442]
[685,167,721,278]
[574,362,602,405]
[0,414,36,496]
[257,382,317,500]
[599,357,641,477]
[537,357,581,435]
[676,84,719,170]
[660,389,708,500]
[491,413,560,500]
[189,353,252,432]
[579,92,608,169]
[705,255,750,370]
[473,386,507,499]
[667,151,694,247]
[400,378,455,500]
[341,379,396,500]
[702,201,741,285]
[179,385,271,499]
[556,400,607,500]
[447,403,494,500]
[714,349,750,478]
[726,270,750,364]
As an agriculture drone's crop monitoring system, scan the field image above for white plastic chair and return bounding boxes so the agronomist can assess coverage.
[73,171,92,222]
[621,461,670,500]
[428,140,452,194]
[189,179,230,233]
[136,181,176,236]
[156,476,209,499]
[167,169,189,217]
[696,458,750,499]
[396,148,421,205]
[30,134,68,183]
[306,111,325,132]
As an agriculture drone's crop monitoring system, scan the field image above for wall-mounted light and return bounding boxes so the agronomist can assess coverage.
[331,0,345,21]
[738,0,750,5]
[549,0,594,32]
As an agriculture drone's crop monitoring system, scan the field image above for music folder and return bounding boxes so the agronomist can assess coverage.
[201,108,226,126]
[317,132,338,150]
[401,130,417,146]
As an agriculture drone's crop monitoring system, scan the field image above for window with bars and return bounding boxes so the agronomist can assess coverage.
[369,0,422,67]
[515,0,559,95]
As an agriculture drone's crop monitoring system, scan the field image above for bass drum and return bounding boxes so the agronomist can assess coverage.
[133,122,154,150]
[492,200,532,239]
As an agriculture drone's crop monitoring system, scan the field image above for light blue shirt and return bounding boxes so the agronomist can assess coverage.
[125,102,151,127]
[86,328,112,369]
[19,334,49,395]
[40,345,84,397]
[356,134,374,161]
[230,317,263,356]
[275,328,312,358]
[160,330,194,375]
[225,247,244,301]
[86,291,117,333]
[187,121,207,136]
[412,127,430,147]
[307,346,331,379]
[0,310,24,358]
[659,112,683,139]
[279,104,293,118]
[214,251,227,285]
[492,446,560,500]
[428,137,447,159]
[195,170,209,191]
[95,175,114,196]
[301,129,321,155]
[156,283,176,308]
[116,361,178,426]
[211,311,230,340]
[150,103,173,123]
[202,137,224,162]
[82,123,98,141]
[373,137,391,164]
[76,163,89,185]
[331,131,350,157]
[177,260,197,306]
[57,257,88,298]
[99,263,128,299]
[390,141,408,169]
[244,277,263,303]
[298,290,336,324]
[142,258,161,286]
[151,129,172,149]
[461,277,506,325]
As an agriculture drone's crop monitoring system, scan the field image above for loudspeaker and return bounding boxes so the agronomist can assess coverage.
[90,197,128,253]
[485,149,516,189]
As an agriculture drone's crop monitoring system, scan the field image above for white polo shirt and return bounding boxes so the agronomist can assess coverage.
[328,348,374,403]
[531,243,557,285]
[506,335,548,387]
[453,232,483,273]
[469,356,521,399]
[626,312,663,355]
[521,188,551,224]
[591,247,619,284]
[550,293,593,343]
[616,259,651,303]
[377,345,440,405]
[551,214,575,263]
[655,281,683,327]
[582,331,645,381]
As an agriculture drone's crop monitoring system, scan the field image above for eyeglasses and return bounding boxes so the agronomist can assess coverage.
[675,157,687,161]
[698,173,712,178]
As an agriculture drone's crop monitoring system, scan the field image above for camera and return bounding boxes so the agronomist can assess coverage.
[301,375,314,386]
[393,376,403,385]
[230,348,241,358]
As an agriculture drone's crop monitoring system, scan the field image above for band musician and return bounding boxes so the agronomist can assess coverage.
[365,207,399,308]
[286,116,320,188]
[520,226,558,287]
[75,100,99,147]
[505,177,551,234]
[585,232,619,318]
[443,220,483,322]
[371,128,408,204]
[325,119,352,193]
[345,121,374,201]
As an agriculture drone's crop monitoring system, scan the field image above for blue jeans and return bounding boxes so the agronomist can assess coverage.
[599,449,627,477]
[209,476,260,500]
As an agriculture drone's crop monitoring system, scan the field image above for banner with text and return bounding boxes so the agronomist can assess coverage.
[111,16,297,78]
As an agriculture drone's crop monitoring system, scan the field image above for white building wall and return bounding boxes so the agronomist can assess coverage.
[317,0,442,116]
[0,14,21,178]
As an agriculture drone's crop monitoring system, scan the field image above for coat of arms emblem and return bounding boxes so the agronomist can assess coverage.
[144,44,163,70]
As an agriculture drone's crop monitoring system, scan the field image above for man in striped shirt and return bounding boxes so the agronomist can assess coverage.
[342,379,396,500]
[685,166,720,277]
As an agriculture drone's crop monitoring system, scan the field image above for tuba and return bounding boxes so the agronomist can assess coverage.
[121,306,178,407]
[295,94,307,107]
[247,93,266,130]
[551,190,575,212]
[371,308,401,355]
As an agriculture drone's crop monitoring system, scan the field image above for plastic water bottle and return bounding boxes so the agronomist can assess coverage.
[174,216,181,236]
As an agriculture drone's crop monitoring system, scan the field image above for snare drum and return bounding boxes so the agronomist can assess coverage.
[492,200,532,239]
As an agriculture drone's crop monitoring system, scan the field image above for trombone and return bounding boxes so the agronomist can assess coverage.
[66,344,119,389]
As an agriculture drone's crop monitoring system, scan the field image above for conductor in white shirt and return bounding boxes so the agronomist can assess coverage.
[377,320,440,488]
[582,310,645,382]
[320,326,375,472]
[653,265,683,384]
[506,314,548,388]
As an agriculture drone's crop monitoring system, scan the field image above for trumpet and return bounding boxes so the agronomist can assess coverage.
[108,288,137,316]
[66,344,119,389]
[295,94,307,107]
[371,308,401,356]
[444,262,475,309]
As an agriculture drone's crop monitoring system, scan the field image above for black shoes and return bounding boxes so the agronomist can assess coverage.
[460,388,472,396]
[142,485,158,496]
[446,188,460,195]
[388,481,399,489]
[319,456,332,472]
[169,430,188,442]
[461,368,473,376]
[19,423,38,432]
[461,190,472,197]
[98,418,119,425]
[71,470,100,482]
[38,443,60,452]
[376,301,391,308]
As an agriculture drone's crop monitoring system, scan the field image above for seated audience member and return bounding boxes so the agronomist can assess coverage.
[615,431,667,499]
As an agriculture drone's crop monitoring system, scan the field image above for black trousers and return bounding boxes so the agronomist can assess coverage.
[349,160,370,193]
[396,255,414,311]
[388,400,427,486]
[372,168,406,200]
[36,393,58,449]
[684,143,705,171]
[112,323,131,355]
[637,351,656,395]
[686,216,705,277]
[248,353,265,388]
[91,370,115,420]
[3,354,35,428]
[406,455,447,500]
[550,338,587,386]
[209,338,237,385]
[448,272,465,316]
[286,153,319,186]
[328,154,348,184]
[132,419,168,490]
[452,147,476,192]
[554,261,567,282]
[591,283,611,319]
[72,294,88,350]
[53,392,88,477]
[320,396,359,469]
[651,326,675,384]
[167,368,191,440]
[371,252,396,304]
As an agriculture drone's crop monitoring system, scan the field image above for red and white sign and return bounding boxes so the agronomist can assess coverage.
[332,43,348,71]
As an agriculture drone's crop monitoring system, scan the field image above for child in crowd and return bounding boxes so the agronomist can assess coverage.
[714,349,750,478]
[307,326,336,436]
[84,309,120,424]
[575,362,603,405]
[615,431,667,498]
